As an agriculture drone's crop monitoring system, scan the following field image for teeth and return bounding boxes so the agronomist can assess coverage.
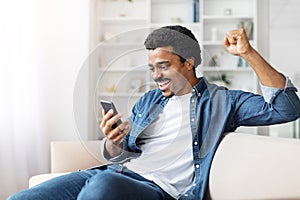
[159,80,170,86]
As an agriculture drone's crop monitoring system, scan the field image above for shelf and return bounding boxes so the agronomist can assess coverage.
[100,42,143,47]
[202,40,255,46]
[200,66,252,71]
[151,0,199,24]
[151,0,191,3]
[98,92,145,97]
[203,15,254,20]
[150,22,201,28]
[98,67,148,72]
[201,40,224,45]
[99,17,148,23]
[94,2,258,92]
[87,0,260,137]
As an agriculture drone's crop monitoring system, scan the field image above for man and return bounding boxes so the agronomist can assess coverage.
[8,25,300,200]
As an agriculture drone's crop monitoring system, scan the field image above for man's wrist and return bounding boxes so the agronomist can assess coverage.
[105,139,123,157]
[240,46,256,60]
[106,139,122,148]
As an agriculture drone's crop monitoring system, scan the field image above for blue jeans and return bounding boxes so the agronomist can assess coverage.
[7,164,174,200]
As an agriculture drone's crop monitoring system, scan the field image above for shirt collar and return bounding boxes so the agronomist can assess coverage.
[192,77,207,97]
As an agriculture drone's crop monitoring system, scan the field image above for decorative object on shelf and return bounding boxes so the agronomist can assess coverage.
[237,57,243,67]
[128,79,142,93]
[193,0,200,22]
[224,8,232,16]
[171,17,183,23]
[108,0,133,2]
[208,54,219,66]
[103,32,116,41]
[245,21,253,40]
[209,74,231,86]
[238,21,245,29]
[237,57,249,67]
[211,27,218,41]
[238,21,253,40]
[105,85,116,93]
[119,0,134,17]
[207,51,225,67]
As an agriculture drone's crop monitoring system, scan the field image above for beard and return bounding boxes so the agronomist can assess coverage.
[160,90,174,98]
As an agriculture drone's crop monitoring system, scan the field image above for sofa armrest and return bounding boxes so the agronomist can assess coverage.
[208,132,300,199]
[51,140,108,173]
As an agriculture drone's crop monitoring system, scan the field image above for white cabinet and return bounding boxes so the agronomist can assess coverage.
[90,0,151,120]
[90,0,259,137]
[198,0,258,92]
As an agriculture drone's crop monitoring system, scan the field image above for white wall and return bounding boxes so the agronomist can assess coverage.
[269,0,300,87]
[34,0,90,142]
[4,0,89,197]
[0,0,89,197]
[269,0,300,138]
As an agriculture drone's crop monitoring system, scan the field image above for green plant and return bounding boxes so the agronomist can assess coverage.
[209,74,231,85]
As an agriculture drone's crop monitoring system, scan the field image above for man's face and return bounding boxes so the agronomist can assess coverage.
[148,46,193,97]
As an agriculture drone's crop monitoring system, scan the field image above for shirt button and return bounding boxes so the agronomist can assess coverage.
[198,93,201,97]
[184,194,189,197]
[138,114,142,117]
[195,164,200,169]
[194,141,198,145]
[191,118,195,122]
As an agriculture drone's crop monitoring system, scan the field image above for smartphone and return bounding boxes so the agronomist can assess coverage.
[100,100,122,129]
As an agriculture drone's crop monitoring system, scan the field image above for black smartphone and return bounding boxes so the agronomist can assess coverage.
[100,100,122,129]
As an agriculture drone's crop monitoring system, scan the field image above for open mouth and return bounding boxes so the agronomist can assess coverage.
[157,79,171,91]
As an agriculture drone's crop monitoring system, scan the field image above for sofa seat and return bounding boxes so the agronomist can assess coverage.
[29,173,70,188]
[29,132,300,199]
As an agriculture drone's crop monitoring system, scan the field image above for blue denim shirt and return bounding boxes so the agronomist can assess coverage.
[102,77,300,199]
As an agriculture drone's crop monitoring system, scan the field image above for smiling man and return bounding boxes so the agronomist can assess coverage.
[146,27,201,98]
[8,25,300,200]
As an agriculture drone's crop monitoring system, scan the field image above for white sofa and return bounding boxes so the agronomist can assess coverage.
[29,132,300,199]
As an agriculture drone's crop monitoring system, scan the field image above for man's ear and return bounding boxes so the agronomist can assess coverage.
[185,57,195,71]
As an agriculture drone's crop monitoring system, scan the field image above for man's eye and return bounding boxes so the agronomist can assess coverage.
[149,67,154,72]
[159,65,168,70]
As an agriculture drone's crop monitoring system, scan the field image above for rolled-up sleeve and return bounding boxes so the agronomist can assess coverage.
[260,75,297,103]
[231,75,300,127]
[100,136,132,163]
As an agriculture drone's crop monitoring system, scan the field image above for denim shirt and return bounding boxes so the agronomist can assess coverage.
[102,77,300,199]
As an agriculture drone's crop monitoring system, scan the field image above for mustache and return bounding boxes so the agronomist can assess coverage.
[154,78,171,83]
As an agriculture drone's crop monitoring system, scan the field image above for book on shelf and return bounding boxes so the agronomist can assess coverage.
[193,0,200,23]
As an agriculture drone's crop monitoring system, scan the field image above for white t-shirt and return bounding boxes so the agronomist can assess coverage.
[124,93,194,198]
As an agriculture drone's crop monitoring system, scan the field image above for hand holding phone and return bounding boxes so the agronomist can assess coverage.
[100,100,129,156]
[100,100,123,129]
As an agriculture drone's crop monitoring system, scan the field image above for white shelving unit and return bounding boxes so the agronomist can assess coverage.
[89,0,259,138]
[198,0,258,91]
